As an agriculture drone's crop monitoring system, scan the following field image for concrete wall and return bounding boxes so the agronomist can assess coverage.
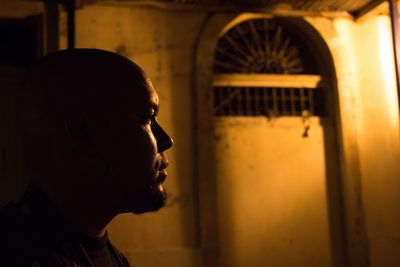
[343,16,400,267]
[214,117,332,267]
[355,16,400,267]
[309,15,400,266]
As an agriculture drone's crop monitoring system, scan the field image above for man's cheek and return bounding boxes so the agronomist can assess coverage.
[136,136,157,159]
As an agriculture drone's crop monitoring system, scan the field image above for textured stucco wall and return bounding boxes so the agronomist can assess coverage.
[308,15,400,267]
[214,117,332,267]
[349,16,400,267]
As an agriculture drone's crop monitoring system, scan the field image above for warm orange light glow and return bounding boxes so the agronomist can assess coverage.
[377,16,400,129]
[220,13,272,37]
[334,19,360,90]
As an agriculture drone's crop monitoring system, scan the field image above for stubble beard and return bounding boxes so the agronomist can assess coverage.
[129,186,168,214]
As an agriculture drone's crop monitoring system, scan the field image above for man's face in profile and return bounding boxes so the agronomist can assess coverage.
[28,49,173,215]
[119,77,173,214]
[92,75,173,214]
[70,64,174,215]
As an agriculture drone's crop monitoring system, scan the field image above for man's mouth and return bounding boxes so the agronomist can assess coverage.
[155,169,167,184]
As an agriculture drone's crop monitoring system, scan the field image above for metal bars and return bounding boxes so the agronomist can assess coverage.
[213,86,324,116]
[212,74,323,88]
[212,18,326,118]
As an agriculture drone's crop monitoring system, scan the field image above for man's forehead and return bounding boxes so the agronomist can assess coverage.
[113,76,159,115]
[32,49,162,118]
[111,68,157,98]
[146,78,159,107]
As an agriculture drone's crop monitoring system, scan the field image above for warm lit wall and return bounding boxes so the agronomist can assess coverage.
[214,117,332,267]
[349,15,400,267]
[308,14,400,266]
[70,5,208,267]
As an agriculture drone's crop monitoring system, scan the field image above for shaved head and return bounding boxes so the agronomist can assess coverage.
[27,49,151,126]
[21,49,173,215]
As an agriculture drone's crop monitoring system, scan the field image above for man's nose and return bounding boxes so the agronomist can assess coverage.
[153,121,173,152]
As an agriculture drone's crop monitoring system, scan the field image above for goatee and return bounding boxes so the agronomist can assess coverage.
[130,187,167,214]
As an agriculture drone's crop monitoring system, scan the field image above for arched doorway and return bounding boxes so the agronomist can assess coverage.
[195,14,346,267]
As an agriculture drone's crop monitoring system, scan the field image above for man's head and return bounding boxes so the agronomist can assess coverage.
[22,49,173,214]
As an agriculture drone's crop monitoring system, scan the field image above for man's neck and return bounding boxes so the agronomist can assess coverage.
[36,183,118,238]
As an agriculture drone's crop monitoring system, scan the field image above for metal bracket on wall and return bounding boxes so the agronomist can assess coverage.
[301,109,311,137]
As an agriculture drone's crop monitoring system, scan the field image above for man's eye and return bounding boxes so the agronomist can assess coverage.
[142,115,155,125]
[134,110,157,125]
[141,117,152,124]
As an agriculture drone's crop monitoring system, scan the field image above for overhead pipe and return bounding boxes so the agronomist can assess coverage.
[66,0,75,49]
[389,0,400,118]
[43,0,60,54]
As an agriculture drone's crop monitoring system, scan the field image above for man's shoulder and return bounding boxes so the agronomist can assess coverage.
[0,203,131,267]
[108,240,131,267]
[0,202,62,266]
[0,202,34,266]
[0,202,27,248]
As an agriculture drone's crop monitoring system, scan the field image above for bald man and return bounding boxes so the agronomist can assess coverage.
[0,49,173,266]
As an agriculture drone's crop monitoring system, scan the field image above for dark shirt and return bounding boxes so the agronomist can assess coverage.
[0,185,130,267]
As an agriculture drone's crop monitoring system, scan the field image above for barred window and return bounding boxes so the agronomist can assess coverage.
[213,18,326,117]
[214,87,324,117]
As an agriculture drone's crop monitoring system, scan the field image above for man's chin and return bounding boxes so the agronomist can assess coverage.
[129,187,167,214]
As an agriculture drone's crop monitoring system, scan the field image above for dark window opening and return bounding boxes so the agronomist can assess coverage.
[0,15,43,67]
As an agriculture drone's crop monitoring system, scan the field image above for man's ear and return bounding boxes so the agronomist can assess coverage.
[63,113,94,154]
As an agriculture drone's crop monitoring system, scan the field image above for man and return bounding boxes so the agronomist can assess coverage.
[0,49,173,266]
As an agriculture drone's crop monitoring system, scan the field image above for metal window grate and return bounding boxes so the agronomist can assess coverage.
[212,18,326,117]
[213,18,319,75]
[214,86,324,117]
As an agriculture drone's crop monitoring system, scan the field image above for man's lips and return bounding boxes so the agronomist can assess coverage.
[155,169,168,184]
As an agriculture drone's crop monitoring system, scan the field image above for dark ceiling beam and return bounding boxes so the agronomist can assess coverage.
[85,0,393,19]
[86,0,352,18]
[352,0,386,19]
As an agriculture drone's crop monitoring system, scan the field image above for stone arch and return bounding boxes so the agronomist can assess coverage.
[194,13,351,267]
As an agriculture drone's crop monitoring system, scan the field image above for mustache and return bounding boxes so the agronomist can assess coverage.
[159,161,168,170]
